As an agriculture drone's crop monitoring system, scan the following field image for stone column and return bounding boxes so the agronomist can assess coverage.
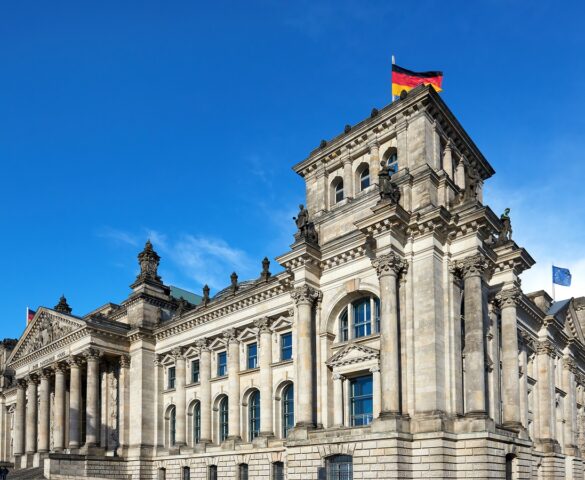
[442,140,453,178]
[370,365,381,419]
[369,141,380,185]
[496,287,522,429]
[197,340,212,444]
[25,374,39,454]
[536,339,556,445]
[68,356,82,449]
[225,329,241,440]
[456,254,488,415]
[53,363,66,452]
[118,355,130,454]
[291,285,321,428]
[14,380,26,457]
[372,252,406,416]
[342,152,354,200]
[333,373,344,427]
[255,318,274,437]
[563,354,578,454]
[173,347,187,447]
[85,349,102,448]
[38,369,52,453]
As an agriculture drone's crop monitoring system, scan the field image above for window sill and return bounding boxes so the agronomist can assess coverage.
[186,381,201,388]
[209,375,228,383]
[333,333,380,348]
[163,387,176,394]
[239,367,260,376]
[271,358,293,367]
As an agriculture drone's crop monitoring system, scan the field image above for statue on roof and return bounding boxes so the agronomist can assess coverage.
[293,204,319,245]
[378,160,401,204]
[260,257,271,281]
[136,240,162,284]
[54,295,72,314]
[495,208,513,246]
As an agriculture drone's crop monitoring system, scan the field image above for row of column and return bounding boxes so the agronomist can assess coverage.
[13,349,127,457]
[165,318,275,447]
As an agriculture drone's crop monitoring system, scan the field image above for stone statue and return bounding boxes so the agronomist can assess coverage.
[260,257,271,281]
[495,208,513,246]
[460,163,482,204]
[293,205,318,245]
[378,160,401,204]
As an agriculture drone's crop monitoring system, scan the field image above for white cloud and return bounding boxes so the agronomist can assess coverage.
[97,227,139,247]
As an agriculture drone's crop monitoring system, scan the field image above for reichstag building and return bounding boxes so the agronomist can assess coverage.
[1,84,583,479]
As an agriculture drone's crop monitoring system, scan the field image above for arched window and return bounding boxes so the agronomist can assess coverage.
[169,406,176,446]
[193,401,201,444]
[327,455,353,480]
[182,466,190,480]
[360,167,370,191]
[208,465,218,480]
[219,397,228,442]
[334,178,344,203]
[249,390,261,441]
[505,453,517,480]
[282,384,294,438]
[383,148,398,175]
[272,462,285,480]
[337,295,380,341]
[158,468,166,480]
[238,463,249,480]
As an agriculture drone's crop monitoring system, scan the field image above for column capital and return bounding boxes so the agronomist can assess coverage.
[496,287,522,308]
[171,346,186,358]
[153,354,164,367]
[53,362,68,374]
[369,365,380,374]
[254,317,271,334]
[26,373,39,385]
[536,340,556,357]
[40,368,53,380]
[332,373,345,381]
[84,347,102,361]
[119,354,131,369]
[451,253,489,279]
[291,284,322,306]
[67,355,84,368]
[564,357,578,374]
[223,328,239,344]
[16,378,28,390]
[371,252,407,278]
[368,139,380,151]
[195,339,210,353]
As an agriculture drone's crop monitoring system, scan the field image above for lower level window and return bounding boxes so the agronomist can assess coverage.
[239,463,248,480]
[219,397,229,442]
[208,465,217,480]
[350,375,373,426]
[273,461,284,480]
[249,391,261,441]
[327,455,353,480]
[182,466,190,480]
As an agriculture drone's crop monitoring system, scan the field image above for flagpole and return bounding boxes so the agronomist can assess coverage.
[552,264,556,302]
[391,55,396,103]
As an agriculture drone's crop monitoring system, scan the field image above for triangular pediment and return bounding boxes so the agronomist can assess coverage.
[326,342,379,367]
[237,327,258,342]
[8,308,87,364]
[271,316,292,332]
[565,302,585,344]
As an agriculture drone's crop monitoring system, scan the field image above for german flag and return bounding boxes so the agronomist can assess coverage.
[392,64,443,96]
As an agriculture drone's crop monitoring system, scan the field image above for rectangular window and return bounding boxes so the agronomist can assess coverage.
[353,300,371,338]
[217,351,227,377]
[208,465,217,480]
[239,464,248,480]
[168,366,176,389]
[281,332,293,361]
[350,375,373,426]
[247,343,258,369]
[273,462,285,480]
[182,467,190,480]
[191,360,200,384]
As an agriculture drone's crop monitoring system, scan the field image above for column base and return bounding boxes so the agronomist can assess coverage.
[252,436,270,448]
[221,438,240,450]
[501,420,523,433]
[287,423,316,441]
[371,413,410,433]
[79,444,105,456]
[536,438,562,454]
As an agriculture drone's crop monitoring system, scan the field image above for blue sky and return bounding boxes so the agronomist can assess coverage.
[1,1,584,339]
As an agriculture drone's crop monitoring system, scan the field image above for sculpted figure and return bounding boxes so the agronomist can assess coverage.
[378,160,401,204]
[293,204,318,245]
[495,208,513,246]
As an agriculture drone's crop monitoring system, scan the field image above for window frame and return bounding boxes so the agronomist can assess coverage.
[208,465,218,480]
[334,179,344,203]
[337,296,380,342]
[219,397,229,442]
[193,401,201,444]
[272,462,285,480]
[247,342,258,370]
[238,463,249,480]
[217,351,227,377]
[168,366,176,390]
[326,454,353,480]
[182,466,190,480]
[249,390,261,441]
[360,166,370,191]
[191,359,200,384]
[280,332,293,361]
[349,375,373,427]
[169,406,176,446]
[282,384,294,438]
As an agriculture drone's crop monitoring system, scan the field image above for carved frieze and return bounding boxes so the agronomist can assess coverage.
[19,312,78,357]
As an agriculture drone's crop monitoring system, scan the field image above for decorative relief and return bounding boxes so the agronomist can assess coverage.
[326,343,380,368]
[135,240,162,284]
[536,340,556,357]
[371,252,408,278]
[290,284,321,306]
[108,370,119,448]
[253,317,271,334]
[496,287,522,308]
[19,312,78,357]
[119,355,130,369]
[223,329,239,344]
[195,339,210,353]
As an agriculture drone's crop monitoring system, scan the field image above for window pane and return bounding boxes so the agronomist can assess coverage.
[247,343,258,369]
[191,360,200,383]
[281,333,293,361]
[339,309,348,342]
[273,462,285,480]
[217,352,227,376]
[168,367,176,389]
[209,465,217,480]
[170,407,176,445]
[194,403,201,444]
[360,168,370,190]
[182,467,190,480]
[219,398,228,442]
[327,455,353,480]
[353,299,371,338]
[249,391,261,441]
[239,464,248,480]
[335,181,344,203]
[282,385,294,438]
[350,376,373,426]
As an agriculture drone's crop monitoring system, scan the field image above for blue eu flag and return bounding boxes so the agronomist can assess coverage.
[553,266,572,287]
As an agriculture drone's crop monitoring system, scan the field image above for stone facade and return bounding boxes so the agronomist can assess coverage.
[1,84,584,479]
